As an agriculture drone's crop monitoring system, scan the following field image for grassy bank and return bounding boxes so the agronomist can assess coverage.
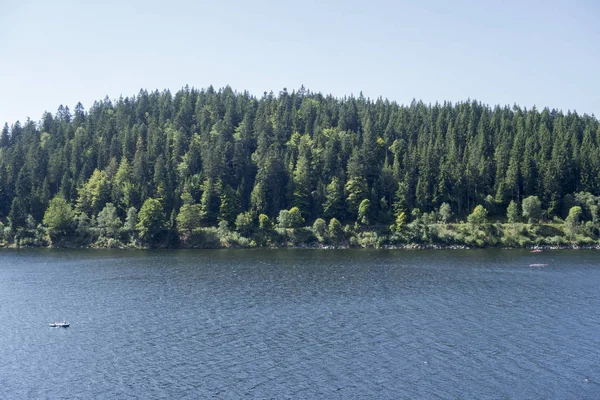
[2,219,598,250]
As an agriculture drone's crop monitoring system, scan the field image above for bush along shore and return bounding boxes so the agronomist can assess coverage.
[3,195,600,249]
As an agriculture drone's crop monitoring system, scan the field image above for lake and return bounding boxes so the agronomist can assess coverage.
[0,249,598,399]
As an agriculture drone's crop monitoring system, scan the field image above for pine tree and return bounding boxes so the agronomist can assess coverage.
[291,151,311,217]
[323,177,345,221]
[0,123,9,148]
[507,200,519,224]
[199,179,220,225]
[0,84,598,248]
[219,184,241,225]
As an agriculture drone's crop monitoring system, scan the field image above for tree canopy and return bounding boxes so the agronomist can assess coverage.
[1,85,600,247]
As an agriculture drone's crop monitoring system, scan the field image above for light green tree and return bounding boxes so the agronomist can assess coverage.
[345,177,367,217]
[124,207,138,233]
[467,205,488,229]
[258,213,273,232]
[312,218,327,238]
[76,212,91,237]
[564,206,582,241]
[277,210,291,228]
[438,203,451,224]
[328,217,343,239]
[112,158,133,211]
[507,200,520,224]
[288,207,305,228]
[411,208,422,223]
[176,203,202,237]
[323,177,345,220]
[136,198,167,245]
[291,152,311,216]
[76,169,111,216]
[357,199,371,226]
[278,207,304,228]
[522,196,542,223]
[96,203,122,239]
[43,195,75,241]
[391,210,406,233]
[235,211,254,236]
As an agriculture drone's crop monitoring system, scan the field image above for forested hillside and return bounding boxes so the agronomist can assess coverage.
[1,86,599,248]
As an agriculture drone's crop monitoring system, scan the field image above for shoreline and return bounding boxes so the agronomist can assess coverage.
[3,242,599,250]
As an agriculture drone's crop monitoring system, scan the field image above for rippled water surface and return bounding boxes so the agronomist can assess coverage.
[1,249,599,399]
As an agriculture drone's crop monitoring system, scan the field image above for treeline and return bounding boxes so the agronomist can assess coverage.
[1,85,599,247]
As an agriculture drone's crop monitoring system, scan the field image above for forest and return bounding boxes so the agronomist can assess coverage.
[1,85,600,248]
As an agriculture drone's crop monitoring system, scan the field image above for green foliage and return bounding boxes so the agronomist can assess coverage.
[573,192,600,224]
[136,198,167,245]
[356,231,379,248]
[345,177,367,217]
[391,211,406,233]
[393,181,408,215]
[76,212,91,238]
[176,203,202,237]
[564,206,582,240]
[219,185,241,225]
[199,179,220,225]
[124,207,138,233]
[289,207,304,227]
[507,200,520,224]
[9,198,27,231]
[43,195,75,241]
[235,211,254,236]
[2,85,600,248]
[113,159,136,211]
[258,213,273,232]
[291,151,311,216]
[217,224,257,248]
[467,205,488,227]
[312,218,327,239]
[323,177,345,220]
[76,169,110,216]
[184,227,222,248]
[522,196,542,224]
[357,199,371,226]
[411,208,422,223]
[277,210,291,228]
[484,195,497,216]
[277,207,305,229]
[328,218,343,239]
[438,203,451,224]
[96,203,122,239]
[180,190,195,206]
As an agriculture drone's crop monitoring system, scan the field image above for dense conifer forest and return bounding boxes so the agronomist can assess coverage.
[1,86,600,248]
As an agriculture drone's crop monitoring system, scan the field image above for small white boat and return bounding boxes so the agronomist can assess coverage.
[49,321,70,328]
[529,263,548,267]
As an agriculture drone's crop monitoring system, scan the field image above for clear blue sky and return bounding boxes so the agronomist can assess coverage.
[1,0,598,125]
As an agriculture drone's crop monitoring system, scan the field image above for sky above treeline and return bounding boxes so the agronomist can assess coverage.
[1,0,598,125]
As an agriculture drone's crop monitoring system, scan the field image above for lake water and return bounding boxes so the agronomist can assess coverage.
[0,249,599,399]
